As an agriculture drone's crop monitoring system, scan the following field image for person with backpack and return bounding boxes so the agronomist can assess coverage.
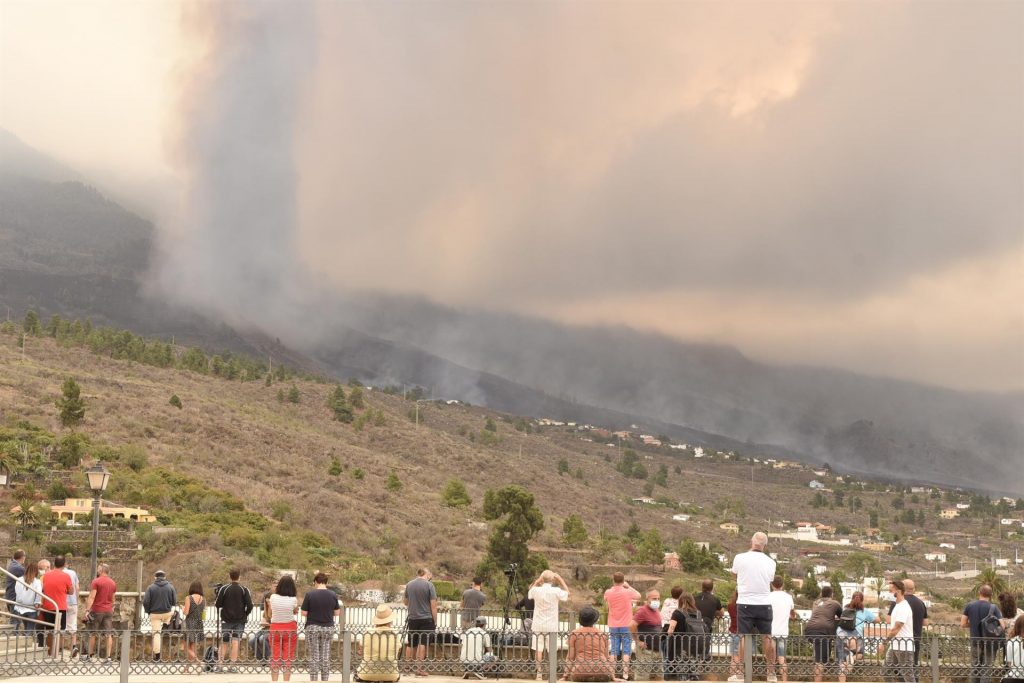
[804,585,842,683]
[836,591,878,683]
[216,569,254,673]
[182,581,206,674]
[962,585,1004,683]
[667,592,707,681]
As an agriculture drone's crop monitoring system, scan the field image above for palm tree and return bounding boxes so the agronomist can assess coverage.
[972,567,1009,596]
[0,441,23,486]
[10,483,43,531]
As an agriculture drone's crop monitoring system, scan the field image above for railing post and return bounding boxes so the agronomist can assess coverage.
[548,631,558,683]
[119,629,131,683]
[930,636,939,683]
[341,629,351,683]
[743,634,753,683]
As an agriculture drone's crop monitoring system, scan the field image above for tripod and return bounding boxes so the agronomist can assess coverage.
[500,565,523,629]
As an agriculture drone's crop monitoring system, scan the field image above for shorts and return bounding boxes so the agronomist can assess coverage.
[806,631,833,664]
[88,612,114,632]
[836,629,861,662]
[65,605,78,633]
[43,609,68,631]
[609,627,632,656]
[406,618,435,648]
[774,636,788,658]
[533,631,553,654]
[736,604,773,635]
[222,621,247,642]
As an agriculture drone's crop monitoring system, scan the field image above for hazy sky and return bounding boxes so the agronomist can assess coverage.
[1,0,1022,392]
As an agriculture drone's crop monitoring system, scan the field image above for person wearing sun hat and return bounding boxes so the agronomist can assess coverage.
[357,605,400,682]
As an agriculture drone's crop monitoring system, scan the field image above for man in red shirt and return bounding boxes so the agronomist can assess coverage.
[631,590,665,679]
[82,563,117,663]
[41,555,74,657]
[604,573,641,680]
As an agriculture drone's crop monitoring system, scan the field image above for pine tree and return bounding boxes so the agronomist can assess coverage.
[348,386,365,409]
[56,377,85,428]
[22,310,41,336]
[484,417,497,432]
[562,514,589,548]
[287,384,301,403]
[441,479,471,507]
[802,571,821,600]
[557,458,569,475]
[327,385,352,422]
[277,388,285,403]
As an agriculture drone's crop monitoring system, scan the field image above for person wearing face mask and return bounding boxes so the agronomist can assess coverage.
[631,591,665,680]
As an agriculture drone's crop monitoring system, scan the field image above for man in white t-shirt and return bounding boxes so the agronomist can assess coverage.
[767,576,796,682]
[880,579,917,683]
[730,532,778,682]
[527,570,569,681]
[64,558,81,658]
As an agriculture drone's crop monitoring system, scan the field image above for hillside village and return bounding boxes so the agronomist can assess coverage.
[0,318,1021,625]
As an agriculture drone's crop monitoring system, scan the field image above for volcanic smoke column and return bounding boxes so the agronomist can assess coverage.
[162,1,315,324]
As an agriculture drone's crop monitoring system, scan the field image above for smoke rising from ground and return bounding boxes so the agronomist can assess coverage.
[157,0,315,328]
[160,0,1023,391]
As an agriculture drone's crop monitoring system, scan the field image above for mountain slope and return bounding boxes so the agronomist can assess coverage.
[309,297,1024,494]
[1,141,1020,494]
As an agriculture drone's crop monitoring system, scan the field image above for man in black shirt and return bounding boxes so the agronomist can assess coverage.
[694,579,724,631]
[215,569,254,673]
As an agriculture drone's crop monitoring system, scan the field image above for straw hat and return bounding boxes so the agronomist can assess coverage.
[373,604,394,625]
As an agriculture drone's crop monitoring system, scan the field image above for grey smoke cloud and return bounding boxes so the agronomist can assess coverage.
[296,1,1021,304]
[163,0,1023,390]
[158,0,315,325]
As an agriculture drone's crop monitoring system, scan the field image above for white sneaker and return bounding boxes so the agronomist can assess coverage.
[768,674,778,683]
[727,676,743,682]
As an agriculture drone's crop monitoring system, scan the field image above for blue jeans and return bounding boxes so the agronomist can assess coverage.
[609,627,633,656]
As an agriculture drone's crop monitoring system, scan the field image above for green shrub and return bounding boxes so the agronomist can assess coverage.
[169,394,182,409]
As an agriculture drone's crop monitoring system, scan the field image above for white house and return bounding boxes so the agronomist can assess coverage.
[924,553,947,562]
[809,480,826,490]
[632,497,658,505]
[813,564,828,576]
[995,558,1010,568]
[939,543,956,549]
[693,447,705,458]
[672,514,691,522]
[956,503,971,510]
[839,582,862,604]
[1001,519,1016,525]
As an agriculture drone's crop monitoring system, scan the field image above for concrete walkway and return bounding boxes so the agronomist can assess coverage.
[4,676,485,683]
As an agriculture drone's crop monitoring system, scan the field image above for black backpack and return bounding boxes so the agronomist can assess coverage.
[838,608,858,632]
[203,645,219,672]
[679,610,709,657]
[981,604,1005,639]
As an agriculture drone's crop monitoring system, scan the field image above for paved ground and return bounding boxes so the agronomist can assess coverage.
[4,676,489,682]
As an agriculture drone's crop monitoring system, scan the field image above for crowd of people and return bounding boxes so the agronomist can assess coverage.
[5,535,1024,683]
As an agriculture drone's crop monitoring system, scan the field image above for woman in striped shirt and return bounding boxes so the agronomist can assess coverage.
[268,575,299,682]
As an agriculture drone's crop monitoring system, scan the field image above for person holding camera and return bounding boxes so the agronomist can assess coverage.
[529,570,570,680]
[80,564,116,664]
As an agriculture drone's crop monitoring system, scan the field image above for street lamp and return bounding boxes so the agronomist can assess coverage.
[85,463,110,581]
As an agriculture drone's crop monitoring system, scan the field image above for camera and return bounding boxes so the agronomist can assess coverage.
[502,563,519,577]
